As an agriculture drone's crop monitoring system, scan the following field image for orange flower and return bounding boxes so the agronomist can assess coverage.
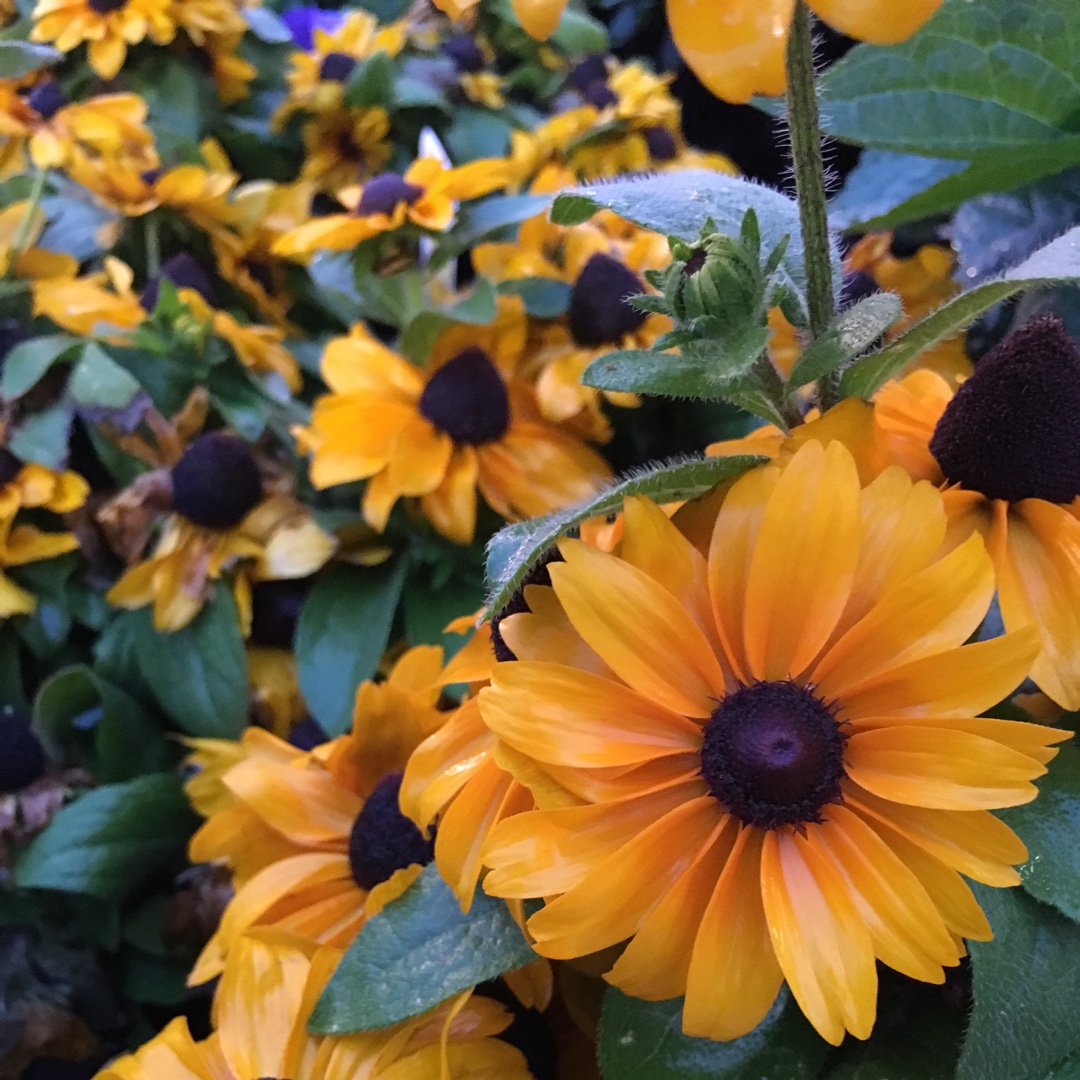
[478,441,1064,1045]
[294,306,611,544]
[184,646,453,984]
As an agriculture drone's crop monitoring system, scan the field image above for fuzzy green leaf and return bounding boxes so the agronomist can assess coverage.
[14,774,197,900]
[597,988,828,1080]
[296,560,407,736]
[840,223,1080,398]
[957,884,1080,1080]
[309,863,535,1034]
[819,0,1080,158]
[485,455,766,613]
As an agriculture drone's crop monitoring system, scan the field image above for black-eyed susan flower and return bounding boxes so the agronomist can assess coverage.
[105,431,335,631]
[273,156,514,257]
[32,257,146,337]
[477,440,1066,1045]
[297,105,393,196]
[0,200,78,280]
[30,0,175,79]
[184,645,451,984]
[666,0,942,104]
[294,306,610,544]
[96,930,533,1080]
[871,315,1080,711]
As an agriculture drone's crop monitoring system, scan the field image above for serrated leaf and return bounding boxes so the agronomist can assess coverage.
[14,774,197,900]
[819,0,1080,158]
[788,293,903,389]
[841,223,1080,398]
[0,40,62,78]
[0,335,78,400]
[94,589,248,739]
[309,862,535,1034]
[1003,744,1080,922]
[597,988,828,1080]
[68,343,141,409]
[296,560,407,737]
[485,455,766,613]
[957,884,1080,1080]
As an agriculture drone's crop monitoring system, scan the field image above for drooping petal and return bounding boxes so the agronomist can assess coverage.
[743,441,862,681]
[549,539,727,717]
[421,446,479,545]
[846,726,1048,810]
[683,825,785,1040]
[761,829,877,1046]
[499,585,611,675]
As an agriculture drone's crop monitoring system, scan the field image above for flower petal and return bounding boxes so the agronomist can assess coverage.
[810,0,941,44]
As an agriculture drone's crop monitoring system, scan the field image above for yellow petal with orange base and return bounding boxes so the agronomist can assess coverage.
[666,0,792,105]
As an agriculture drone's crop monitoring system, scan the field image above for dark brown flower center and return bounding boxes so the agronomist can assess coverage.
[643,125,677,162]
[700,680,846,829]
[170,432,263,530]
[87,0,127,14]
[568,253,648,348]
[0,710,48,793]
[23,80,67,120]
[356,173,425,217]
[319,51,357,82]
[442,34,485,73]
[581,80,617,108]
[141,251,215,310]
[568,54,607,92]
[348,772,435,891]
[418,347,510,447]
[929,315,1080,504]
[0,449,23,487]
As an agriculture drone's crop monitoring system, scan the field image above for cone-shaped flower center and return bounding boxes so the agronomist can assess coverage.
[141,251,215,310]
[568,253,648,348]
[442,34,485,73]
[568,54,607,92]
[418,347,511,447]
[170,432,263,530]
[643,125,677,162]
[87,0,127,14]
[287,716,329,750]
[0,712,47,793]
[348,771,435,890]
[581,80,617,108]
[0,448,23,487]
[700,681,846,829]
[929,315,1080,504]
[356,173,425,217]
[23,80,68,120]
[319,51,357,82]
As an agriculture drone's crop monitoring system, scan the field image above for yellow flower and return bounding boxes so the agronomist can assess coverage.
[297,106,393,197]
[247,645,307,737]
[0,200,77,280]
[666,0,942,104]
[32,257,145,336]
[96,931,532,1080]
[478,441,1064,1044]
[185,645,452,983]
[205,31,257,103]
[274,155,514,257]
[275,11,407,125]
[30,0,175,79]
[171,0,246,46]
[294,307,611,544]
[460,70,506,109]
[0,483,85,619]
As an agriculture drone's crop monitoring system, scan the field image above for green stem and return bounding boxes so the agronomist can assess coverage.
[785,1,835,344]
[145,211,161,280]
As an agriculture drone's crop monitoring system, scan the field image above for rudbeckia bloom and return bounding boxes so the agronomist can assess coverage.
[872,315,1080,711]
[185,646,452,984]
[96,930,532,1080]
[297,106,393,197]
[294,309,610,544]
[32,257,145,337]
[0,201,77,280]
[273,156,514,257]
[665,0,943,104]
[30,0,175,79]
[479,440,1066,1045]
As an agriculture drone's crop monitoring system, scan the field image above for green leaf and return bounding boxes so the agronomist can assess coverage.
[957,884,1080,1080]
[244,6,291,42]
[32,665,168,783]
[310,862,535,1034]
[68,343,141,409]
[550,170,840,324]
[549,5,608,53]
[485,455,766,613]
[788,293,903,389]
[445,106,515,161]
[840,223,1080,398]
[831,140,1080,233]
[1003,744,1080,922]
[94,589,248,739]
[296,560,407,737]
[597,988,828,1080]
[0,335,78,400]
[14,774,197,900]
[0,40,62,78]
[7,400,73,469]
[498,277,572,318]
[818,0,1080,158]
[344,51,395,108]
